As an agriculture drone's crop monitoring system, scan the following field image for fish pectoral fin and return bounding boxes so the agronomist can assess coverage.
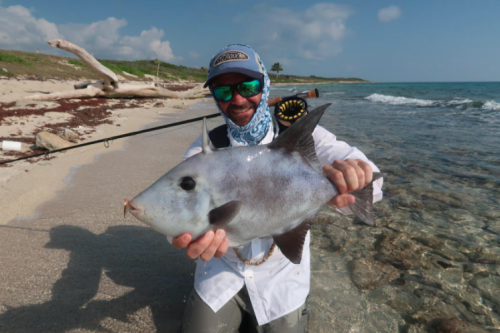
[208,200,242,228]
[272,218,314,264]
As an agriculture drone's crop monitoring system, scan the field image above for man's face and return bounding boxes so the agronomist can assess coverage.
[212,73,262,127]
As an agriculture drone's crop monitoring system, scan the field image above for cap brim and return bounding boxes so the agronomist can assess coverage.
[204,68,263,88]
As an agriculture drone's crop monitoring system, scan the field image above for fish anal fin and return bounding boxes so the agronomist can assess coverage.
[272,218,314,264]
[208,200,241,228]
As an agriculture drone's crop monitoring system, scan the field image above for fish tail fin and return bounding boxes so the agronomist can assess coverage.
[346,172,383,225]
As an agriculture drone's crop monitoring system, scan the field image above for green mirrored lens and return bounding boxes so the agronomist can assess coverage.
[213,86,232,102]
[238,80,261,97]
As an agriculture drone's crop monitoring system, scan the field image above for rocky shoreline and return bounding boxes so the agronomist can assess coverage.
[305,167,499,332]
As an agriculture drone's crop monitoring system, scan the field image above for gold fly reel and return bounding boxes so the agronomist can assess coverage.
[274,97,308,126]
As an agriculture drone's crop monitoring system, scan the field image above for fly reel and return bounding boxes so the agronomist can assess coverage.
[274,97,308,127]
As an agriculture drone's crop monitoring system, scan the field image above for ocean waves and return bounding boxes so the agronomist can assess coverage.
[365,93,500,111]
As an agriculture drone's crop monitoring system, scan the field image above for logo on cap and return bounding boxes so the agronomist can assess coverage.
[213,51,249,67]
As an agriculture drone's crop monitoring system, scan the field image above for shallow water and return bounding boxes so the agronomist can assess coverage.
[271,82,500,331]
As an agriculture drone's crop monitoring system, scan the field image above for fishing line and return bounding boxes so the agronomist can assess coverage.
[0,112,221,166]
[1,88,320,166]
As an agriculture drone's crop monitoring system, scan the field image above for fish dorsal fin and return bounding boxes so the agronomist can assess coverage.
[272,217,315,264]
[269,104,331,174]
[208,200,241,228]
[201,118,213,154]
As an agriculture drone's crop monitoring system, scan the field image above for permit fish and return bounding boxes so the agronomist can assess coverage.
[125,104,381,264]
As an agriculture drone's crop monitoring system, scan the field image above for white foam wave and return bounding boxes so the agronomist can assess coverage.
[365,93,435,106]
[446,99,473,105]
[482,100,500,111]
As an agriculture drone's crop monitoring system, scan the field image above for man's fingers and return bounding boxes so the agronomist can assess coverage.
[186,230,215,259]
[357,160,373,185]
[214,238,230,258]
[200,230,226,261]
[323,164,348,194]
[172,233,192,249]
[345,159,365,191]
[328,194,355,208]
[331,160,359,192]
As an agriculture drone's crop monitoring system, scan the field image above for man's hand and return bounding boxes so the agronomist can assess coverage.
[172,229,230,261]
[323,158,373,208]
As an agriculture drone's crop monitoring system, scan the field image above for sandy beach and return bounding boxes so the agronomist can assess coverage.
[0,77,223,332]
[0,78,207,224]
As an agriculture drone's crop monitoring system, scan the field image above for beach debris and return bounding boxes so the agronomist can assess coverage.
[7,100,60,111]
[126,104,382,264]
[122,71,138,79]
[2,141,22,152]
[23,39,209,101]
[36,132,73,150]
[2,68,7,73]
[62,128,79,143]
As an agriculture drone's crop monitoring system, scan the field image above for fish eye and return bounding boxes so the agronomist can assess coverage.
[180,177,196,191]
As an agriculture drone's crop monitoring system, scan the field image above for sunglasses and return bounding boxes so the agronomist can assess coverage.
[212,79,263,102]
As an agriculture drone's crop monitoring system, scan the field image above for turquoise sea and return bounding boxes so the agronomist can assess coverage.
[270,82,500,331]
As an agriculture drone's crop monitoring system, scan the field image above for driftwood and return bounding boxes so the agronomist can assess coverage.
[25,39,209,101]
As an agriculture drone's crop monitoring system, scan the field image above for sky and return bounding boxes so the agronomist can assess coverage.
[0,0,499,82]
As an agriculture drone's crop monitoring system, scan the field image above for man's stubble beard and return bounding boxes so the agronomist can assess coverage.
[226,100,258,127]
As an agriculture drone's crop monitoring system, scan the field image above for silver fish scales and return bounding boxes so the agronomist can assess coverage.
[126,104,381,264]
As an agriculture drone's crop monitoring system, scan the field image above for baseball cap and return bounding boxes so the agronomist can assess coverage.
[204,44,264,88]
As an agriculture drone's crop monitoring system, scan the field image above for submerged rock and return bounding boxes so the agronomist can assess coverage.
[470,274,500,306]
[377,232,431,270]
[436,318,488,333]
[348,257,399,290]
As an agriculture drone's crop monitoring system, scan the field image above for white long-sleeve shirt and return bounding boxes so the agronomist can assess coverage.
[175,124,383,325]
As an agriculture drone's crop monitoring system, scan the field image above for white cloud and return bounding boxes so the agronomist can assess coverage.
[0,6,60,47]
[236,3,352,63]
[0,4,180,62]
[378,5,401,22]
[189,51,201,59]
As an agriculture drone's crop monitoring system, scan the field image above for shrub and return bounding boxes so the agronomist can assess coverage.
[0,52,33,66]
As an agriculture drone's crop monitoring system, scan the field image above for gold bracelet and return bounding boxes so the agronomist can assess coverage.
[233,242,276,266]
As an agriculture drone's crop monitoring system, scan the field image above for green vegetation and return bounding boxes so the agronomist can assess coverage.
[0,52,33,66]
[0,48,369,84]
[271,74,368,84]
[68,59,85,67]
[100,59,208,82]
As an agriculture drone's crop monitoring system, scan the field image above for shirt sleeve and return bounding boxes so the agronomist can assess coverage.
[312,125,383,214]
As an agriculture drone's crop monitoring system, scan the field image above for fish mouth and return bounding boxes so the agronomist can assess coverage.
[124,199,142,217]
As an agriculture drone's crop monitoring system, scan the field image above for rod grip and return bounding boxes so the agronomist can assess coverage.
[296,88,319,100]
[268,88,319,107]
[268,96,282,107]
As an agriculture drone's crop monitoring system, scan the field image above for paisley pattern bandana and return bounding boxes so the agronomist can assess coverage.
[210,45,272,146]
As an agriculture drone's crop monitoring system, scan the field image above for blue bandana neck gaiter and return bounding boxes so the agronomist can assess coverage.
[212,47,272,146]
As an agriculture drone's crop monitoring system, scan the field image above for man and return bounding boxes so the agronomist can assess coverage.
[172,44,383,332]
